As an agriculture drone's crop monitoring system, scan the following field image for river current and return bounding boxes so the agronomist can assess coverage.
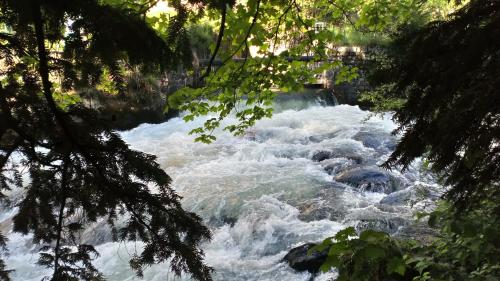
[2,96,438,280]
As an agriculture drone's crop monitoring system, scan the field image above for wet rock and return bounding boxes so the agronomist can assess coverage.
[331,146,367,164]
[335,167,405,193]
[312,150,365,165]
[380,184,442,206]
[312,151,332,162]
[298,203,345,222]
[308,131,341,143]
[333,73,370,105]
[375,203,407,214]
[355,217,409,235]
[297,186,347,222]
[385,141,396,151]
[253,232,301,257]
[323,159,358,175]
[345,204,412,235]
[283,243,328,273]
[308,136,324,143]
[379,189,413,205]
[353,131,397,153]
[353,131,383,149]
[208,215,238,227]
[394,221,438,243]
[346,155,363,164]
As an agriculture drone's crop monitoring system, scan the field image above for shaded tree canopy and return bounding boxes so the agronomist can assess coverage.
[382,0,500,210]
[167,0,453,142]
[0,0,486,280]
[315,2,500,280]
[0,0,229,280]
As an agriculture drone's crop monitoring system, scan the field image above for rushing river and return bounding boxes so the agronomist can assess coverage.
[2,95,439,280]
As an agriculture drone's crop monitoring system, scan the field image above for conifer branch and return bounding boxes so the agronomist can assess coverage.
[52,152,71,280]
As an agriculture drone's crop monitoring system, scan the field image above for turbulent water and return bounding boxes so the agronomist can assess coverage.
[1,96,439,281]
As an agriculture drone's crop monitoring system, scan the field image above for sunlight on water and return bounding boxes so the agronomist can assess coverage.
[2,104,437,280]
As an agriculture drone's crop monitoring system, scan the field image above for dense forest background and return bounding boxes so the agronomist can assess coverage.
[0,0,498,280]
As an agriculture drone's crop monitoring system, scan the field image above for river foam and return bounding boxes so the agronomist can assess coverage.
[2,104,437,280]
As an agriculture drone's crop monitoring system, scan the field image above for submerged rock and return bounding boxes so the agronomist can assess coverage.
[298,201,345,222]
[311,151,332,162]
[283,243,328,273]
[353,131,384,149]
[311,150,364,165]
[394,221,438,244]
[297,186,347,222]
[299,208,336,222]
[308,131,341,143]
[355,217,409,235]
[353,131,397,151]
[379,189,414,205]
[322,158,358,175]
[335,167,405,193]
[345,205,411,235]
[208,215,238,227]
[380,184,442,206]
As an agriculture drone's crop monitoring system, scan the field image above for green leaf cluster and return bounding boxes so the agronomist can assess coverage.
[313,227,410,281]
[317,198,500,281]
[166,0,456,142]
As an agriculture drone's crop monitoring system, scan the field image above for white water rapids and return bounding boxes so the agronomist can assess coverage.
[1,97,439,280]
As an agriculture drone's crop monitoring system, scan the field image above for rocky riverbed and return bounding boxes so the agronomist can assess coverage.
[1,102,441,281]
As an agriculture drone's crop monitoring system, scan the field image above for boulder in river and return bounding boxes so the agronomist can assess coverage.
[283,243,328,273]
[297,186,347,222]
[353,131,397,151]
[311,150,332,162]
[312,150,364,164]
[322,158,358,175]
[298,205,344,222]
[335,167,405,193]
[208,214,238,227]
[345,205,411,235]
[379,188,414,205]
[394,221,439,244]
[355,217,409,235]
[353,131,383,149]
[308,131,341,143]
[380,184,442,206]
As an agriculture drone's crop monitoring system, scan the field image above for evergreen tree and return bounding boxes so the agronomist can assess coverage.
[382,0,500,210]
[315,2,500,279]
[0,0,219,280]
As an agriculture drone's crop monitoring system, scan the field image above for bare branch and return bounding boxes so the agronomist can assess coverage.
[201,4,227,79]
[328,0,360,32]
[220,0,262,66]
